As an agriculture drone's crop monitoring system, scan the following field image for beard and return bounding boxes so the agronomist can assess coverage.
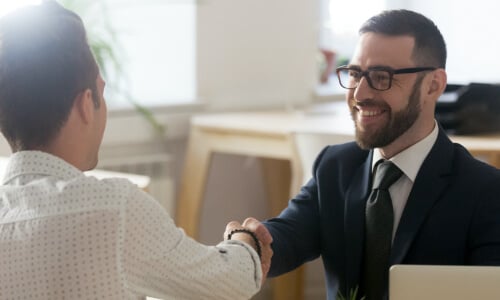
[351,76,423,150]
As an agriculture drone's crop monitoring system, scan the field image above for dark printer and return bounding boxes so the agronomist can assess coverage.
[435,83,500,135]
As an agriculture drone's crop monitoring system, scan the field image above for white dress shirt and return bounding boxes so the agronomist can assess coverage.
[372,121,439,239]
[0,151,261,300]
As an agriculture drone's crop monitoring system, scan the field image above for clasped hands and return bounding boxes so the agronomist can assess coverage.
[224,217,273,284]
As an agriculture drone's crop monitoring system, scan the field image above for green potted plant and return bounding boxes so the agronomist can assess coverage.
[58,0,164,134]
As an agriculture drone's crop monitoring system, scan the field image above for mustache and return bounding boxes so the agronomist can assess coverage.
[349,98,390,110]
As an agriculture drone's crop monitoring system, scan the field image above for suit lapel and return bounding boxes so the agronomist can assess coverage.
[344,151,373,290]
[390,129,454,264]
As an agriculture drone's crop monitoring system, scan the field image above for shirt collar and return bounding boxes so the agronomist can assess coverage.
[372,120,439,182]
[2,151,83,184]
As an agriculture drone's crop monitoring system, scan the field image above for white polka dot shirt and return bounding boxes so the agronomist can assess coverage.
[0,151,262,300]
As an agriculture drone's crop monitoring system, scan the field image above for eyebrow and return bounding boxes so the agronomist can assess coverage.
[347,64,394,71]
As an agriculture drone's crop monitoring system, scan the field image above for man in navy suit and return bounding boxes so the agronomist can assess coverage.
[230,9,500,300]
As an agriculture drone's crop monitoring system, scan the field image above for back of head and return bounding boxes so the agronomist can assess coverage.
[0,1,99,151]
[359,9,447,69]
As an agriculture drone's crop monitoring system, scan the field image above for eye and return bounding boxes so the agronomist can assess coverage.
[348,69,361,78]
[370,70,390,83]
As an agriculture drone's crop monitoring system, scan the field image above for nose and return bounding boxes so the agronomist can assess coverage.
[353,75,375,101]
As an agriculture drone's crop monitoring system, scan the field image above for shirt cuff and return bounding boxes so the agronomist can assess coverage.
[218,239,263,289]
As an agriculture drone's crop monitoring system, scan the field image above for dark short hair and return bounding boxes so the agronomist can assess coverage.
[0,1,99,151]
[359,9,447,69]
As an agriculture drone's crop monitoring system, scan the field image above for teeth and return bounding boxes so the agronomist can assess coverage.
[359,110,382,117]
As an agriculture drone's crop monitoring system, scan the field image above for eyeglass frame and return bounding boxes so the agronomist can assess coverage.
[335,65,437,91]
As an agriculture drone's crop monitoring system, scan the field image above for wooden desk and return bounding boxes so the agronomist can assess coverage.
[176,107,500,300]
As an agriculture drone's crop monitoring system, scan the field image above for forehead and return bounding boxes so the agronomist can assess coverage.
[351,32,416,69]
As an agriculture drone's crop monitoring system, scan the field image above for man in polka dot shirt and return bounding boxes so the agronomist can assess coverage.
[0,2,272,299]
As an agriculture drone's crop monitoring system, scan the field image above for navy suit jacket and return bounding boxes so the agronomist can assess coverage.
[264,128,500,299]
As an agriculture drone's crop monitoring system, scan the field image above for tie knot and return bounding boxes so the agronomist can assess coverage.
[373,160,403,190]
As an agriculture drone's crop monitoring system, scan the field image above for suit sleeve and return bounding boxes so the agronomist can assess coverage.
[263,147,329,277]
[468,173,500,265]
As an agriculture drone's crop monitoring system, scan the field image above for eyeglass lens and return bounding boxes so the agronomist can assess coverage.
[337,69,392,91]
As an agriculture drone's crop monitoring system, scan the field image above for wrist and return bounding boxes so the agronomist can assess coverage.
[227,228,262,259]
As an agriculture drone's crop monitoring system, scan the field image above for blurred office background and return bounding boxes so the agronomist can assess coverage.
[0,0,499,299]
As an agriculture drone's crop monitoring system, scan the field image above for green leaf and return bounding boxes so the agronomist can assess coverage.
[57,0,165,135]
[337,286,365,300]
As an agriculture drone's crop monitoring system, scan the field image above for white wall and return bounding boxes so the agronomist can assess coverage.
[392,0,500,84]
[103,0,196,107]
[323,0,500,86]
[197,0,319,111]
[328,0,386,60]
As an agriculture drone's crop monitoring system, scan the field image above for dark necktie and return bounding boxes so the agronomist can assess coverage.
[363,160,403,300]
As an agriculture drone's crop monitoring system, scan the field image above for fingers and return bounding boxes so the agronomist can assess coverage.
[242,217,273,244]
[259,240,273,284]
[224,221,242,240]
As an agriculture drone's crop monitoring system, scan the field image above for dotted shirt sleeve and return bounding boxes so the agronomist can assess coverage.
[120,185,262,299]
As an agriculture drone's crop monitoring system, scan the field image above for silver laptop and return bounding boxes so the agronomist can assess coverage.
[389,264,500,300]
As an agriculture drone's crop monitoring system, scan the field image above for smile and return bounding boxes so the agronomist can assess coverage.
[356,107,386,117]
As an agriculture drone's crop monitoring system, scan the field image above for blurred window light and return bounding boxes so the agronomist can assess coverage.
[0,0,196,109]
[329,0,385,35]
[0,0,42,18]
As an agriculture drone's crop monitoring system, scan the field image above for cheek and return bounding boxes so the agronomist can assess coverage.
[102,102,108,128]
[102,98,107,113]
[388,97,407,113]
[346,89,355,102]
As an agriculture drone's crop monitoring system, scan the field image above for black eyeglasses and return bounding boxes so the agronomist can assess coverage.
[335,65,437,91]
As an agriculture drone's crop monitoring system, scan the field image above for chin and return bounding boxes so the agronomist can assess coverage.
[85,158,98,171]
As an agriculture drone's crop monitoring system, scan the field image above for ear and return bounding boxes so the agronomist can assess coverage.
[74,88,95,124]
[426,68,447,99]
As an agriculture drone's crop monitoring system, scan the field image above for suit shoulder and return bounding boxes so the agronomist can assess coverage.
[317,142,368,164]
[455,143,500,170]
[313,141,369,173]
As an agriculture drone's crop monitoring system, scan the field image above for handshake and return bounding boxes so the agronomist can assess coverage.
[224,217,273,283]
